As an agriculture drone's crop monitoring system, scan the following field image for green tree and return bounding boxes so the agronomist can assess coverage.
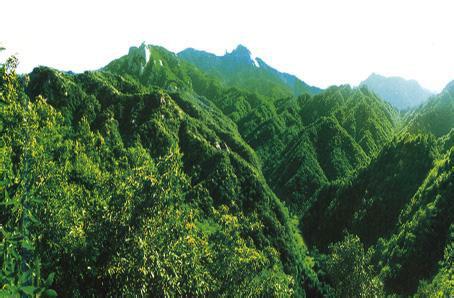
[325,234,383,297]
[0,56,56,297]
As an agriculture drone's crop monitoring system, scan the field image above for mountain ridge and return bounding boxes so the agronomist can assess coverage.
[361,73,434,110]
[178,44,322,97]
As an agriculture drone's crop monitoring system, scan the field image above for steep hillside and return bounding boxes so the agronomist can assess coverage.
[301,134,437,249]
[378,147,454,295]
[300,126,454,297]
[103,43,222,96]
[270,116,369,212]
[242,86,400,213]
[297,86,399,156]
[238,85,399,171]
[404,81,454,137]
[361,73,433,110]
[438,128,454,154]
[179,45,321,97]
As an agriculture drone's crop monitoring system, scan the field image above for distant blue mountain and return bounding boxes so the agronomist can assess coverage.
[361,73,433,110]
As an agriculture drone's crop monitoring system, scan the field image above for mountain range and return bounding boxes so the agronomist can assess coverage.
[1,44,453,297]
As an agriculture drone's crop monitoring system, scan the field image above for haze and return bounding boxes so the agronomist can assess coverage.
[2,0,454,92]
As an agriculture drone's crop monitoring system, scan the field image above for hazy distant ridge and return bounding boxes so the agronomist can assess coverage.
[360,73,433,110]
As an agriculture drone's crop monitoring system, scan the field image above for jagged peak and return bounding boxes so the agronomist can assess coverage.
[230,44,251,57]
[127,43,154,65]
[226,44,262,67]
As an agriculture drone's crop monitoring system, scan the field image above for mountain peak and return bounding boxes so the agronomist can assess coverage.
[127,43,151,66]
[230,44,251,57]
[224,44,259,67]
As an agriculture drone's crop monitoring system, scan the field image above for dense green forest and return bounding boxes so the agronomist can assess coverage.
[1,44,453,297]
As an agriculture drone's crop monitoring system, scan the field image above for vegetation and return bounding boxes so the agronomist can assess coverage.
[404,82,454,137]
[1,43,453,296]
[1,57,57,297]
[325,234,384,297]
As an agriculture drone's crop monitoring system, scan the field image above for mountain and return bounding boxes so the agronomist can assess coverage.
[236,85,399,211]
[178,44,321,98]
[301,134,437,248]
[378,146,454,295]
[300,131,453,296]
[269,116,370,212]
[2,60,323,296]
[361,73,434,110]
[404,80,454,137]
[104,43,216,93]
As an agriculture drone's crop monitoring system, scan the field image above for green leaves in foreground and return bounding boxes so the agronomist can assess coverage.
[0,57,56,297]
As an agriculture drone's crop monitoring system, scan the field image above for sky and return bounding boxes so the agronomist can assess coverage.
[2,0,454,92]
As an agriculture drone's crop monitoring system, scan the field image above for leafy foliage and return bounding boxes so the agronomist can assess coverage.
[377,148,454,295]
[324,234,383,297]
[1,57,56,297]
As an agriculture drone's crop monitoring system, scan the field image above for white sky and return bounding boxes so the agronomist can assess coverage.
[2,0,454,92]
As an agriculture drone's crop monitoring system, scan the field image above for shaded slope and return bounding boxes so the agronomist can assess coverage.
[301,135,437,249]
[378,147,454,295]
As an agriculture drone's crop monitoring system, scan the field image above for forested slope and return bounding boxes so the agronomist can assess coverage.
[1,60,323,296]
[300,81,454,296]
[404,81,454,137]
